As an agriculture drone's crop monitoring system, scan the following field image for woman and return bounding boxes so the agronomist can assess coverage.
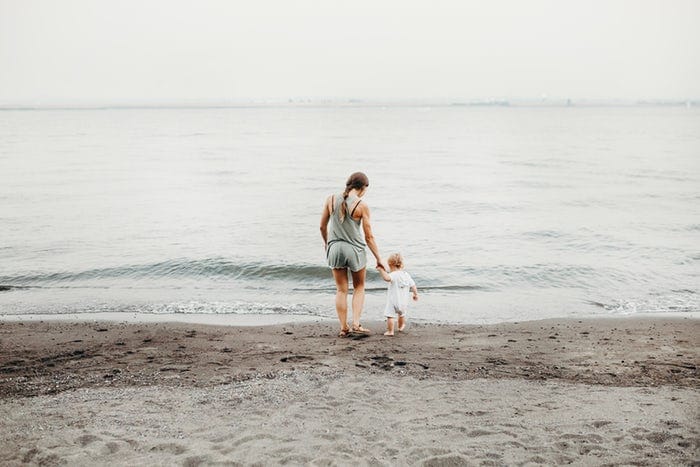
[319,172,384,337]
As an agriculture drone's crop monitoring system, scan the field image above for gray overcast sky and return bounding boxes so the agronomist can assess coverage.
[1,0,699,104]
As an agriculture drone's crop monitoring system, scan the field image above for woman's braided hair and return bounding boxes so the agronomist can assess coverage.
[339,172,369,222]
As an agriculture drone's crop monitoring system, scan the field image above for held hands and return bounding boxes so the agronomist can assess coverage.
[376,261,391,282]
[412,292,419,301]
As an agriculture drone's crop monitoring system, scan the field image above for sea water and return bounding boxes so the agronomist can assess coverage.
[1,106,698,323]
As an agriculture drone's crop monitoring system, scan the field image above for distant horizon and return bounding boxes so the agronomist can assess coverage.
[1,96,698,110]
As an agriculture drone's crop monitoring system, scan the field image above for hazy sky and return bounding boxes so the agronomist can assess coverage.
[1,0,699,103]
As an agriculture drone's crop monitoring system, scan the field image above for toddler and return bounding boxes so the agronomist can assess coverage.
[377,253,418,336]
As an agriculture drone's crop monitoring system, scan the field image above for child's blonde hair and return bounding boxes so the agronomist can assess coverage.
[387,253,404,269]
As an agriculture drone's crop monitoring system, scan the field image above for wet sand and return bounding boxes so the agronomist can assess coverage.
[1,316,698,465]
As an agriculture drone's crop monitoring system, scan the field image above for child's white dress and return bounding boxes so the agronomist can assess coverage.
[383,270,416,318]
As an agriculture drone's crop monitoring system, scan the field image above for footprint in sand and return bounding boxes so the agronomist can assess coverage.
[421,454,470,466]
[149,443,188,455]
[280,355,314,363]
[21,448,40,463]
[370,355,393,363]
[76,434,100,447]
[182,455,209,467]
[644,431,676,444]
[464,410,489,416]
[369,355,394,370]
[103,441,122,455]
[559,433,604,444]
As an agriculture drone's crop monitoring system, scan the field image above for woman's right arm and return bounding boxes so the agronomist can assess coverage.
[358,203,384,268]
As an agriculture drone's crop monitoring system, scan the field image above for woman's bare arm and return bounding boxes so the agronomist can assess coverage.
[319,196,332,250]
[357,203,383,267]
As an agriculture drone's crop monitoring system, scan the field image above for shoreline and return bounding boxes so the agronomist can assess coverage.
[1,310,698,327]
[1,315,698,465]
[0,311,331,327]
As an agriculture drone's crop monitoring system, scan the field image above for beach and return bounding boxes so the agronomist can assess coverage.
[3,2,699,465]
[1,315,698,465]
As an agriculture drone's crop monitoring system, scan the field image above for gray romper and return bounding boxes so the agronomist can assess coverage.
[326,193,367,272]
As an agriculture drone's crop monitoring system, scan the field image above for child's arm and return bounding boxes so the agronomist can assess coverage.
[376,265,392,282]
[408,274,418,300]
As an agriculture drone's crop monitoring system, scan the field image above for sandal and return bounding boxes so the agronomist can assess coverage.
[351,324,371,335]
[338,328,351,338]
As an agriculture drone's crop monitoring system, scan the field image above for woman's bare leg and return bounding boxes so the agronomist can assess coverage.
[332,268,349,332]
[350,268,366,329]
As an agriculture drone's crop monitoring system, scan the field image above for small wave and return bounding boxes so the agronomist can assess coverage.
[122,300,324,316]
[625,172,696,183]
[596,292,700,314]
[499,160,547,168]
[0,258,330,285]
[293,284,486,293]
[519,231,639,253]
[521,230,564,239]
[468,263,624,289]
[0,285,33,292]
[416,285,486,292]
[0,300,326,317]
[562,199,618,208]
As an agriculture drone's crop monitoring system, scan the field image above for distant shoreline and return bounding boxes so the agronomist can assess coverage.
[1,99,698,111]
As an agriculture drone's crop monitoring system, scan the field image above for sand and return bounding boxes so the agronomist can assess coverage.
[1,316,698,466]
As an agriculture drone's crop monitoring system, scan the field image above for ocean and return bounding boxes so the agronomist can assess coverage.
[1,105,698,324]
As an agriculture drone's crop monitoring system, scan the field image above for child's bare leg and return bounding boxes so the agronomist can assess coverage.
[384,317,394,336]
[398,314,406,331]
